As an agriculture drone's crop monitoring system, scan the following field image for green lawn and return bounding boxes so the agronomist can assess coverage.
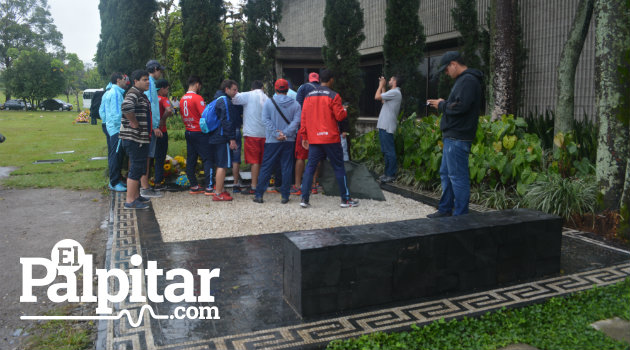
[0,110,188,190]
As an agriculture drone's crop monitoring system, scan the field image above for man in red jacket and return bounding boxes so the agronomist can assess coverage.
[298,69,359,208]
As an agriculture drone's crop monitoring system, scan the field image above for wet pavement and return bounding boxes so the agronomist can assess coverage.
[98,192,630,350]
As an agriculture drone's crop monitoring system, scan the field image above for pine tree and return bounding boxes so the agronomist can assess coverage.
[180,0,225,100]
[322,0,365,138]
[383,0,426,116]
[96,0,158,77]
[242,0,283,92]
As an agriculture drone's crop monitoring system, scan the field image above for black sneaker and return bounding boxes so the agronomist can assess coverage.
[123,199,149,210]
[380,175,395,183]
[300,198,310,208]
[340,198,360,208]
[427,211,451,218]
[136,196,151,203]
[253,197,264,204]
[154,183,167,191]
[281,197,289,204]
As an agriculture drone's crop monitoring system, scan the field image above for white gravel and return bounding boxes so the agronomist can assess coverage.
[152,190,436,242]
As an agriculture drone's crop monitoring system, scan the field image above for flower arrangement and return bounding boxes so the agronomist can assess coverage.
[74,110,90,124]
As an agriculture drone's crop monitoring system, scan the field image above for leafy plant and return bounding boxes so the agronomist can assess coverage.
[327,278,630,350]
[520,172,597,222]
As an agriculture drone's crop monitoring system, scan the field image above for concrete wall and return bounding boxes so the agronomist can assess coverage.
[277,0,596,121]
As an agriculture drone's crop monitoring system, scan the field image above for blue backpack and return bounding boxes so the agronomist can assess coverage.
[200,96,230,134]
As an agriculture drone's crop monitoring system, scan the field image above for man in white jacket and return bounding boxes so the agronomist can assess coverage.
[232,80,268,194]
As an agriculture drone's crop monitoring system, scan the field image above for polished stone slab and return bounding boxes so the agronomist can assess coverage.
[283,209,563,317]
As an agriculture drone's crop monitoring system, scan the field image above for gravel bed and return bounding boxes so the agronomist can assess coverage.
[152,190,435,242]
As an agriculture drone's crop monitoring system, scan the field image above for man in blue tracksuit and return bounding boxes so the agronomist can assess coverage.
[253,79,301,204]
[99,72,128,192]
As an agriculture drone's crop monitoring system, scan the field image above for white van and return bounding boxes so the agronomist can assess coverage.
[82,88,104,110]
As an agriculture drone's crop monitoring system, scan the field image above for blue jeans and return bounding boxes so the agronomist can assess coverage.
[154,132,168,184]
[379,129,397,177]
[438,138,471,216]
[255,142,295,199]
[301,143,350,202]
[185,131,213,188]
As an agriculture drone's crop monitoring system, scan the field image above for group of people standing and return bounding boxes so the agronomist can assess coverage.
[99,60,361,210]
[100,49,483,216]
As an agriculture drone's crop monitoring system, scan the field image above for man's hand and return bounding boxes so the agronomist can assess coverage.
[153,128,163,138]
[427,99,444,109]
[229,140,237,150]
[301,139,309,150]
[378,76,386,87]
[276,130,287,141]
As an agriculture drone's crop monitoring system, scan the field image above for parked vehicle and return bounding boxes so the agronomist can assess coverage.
[3,99,32,110]
[82,89,103,110]
[39,99,73,111]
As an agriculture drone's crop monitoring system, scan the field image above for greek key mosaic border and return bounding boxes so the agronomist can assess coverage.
[102,192,630,350]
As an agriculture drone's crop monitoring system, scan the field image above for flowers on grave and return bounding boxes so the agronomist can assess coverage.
[74,110,90,124]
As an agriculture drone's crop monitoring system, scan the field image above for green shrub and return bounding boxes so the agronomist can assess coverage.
[520,173,597,221]
[352,114,544,195]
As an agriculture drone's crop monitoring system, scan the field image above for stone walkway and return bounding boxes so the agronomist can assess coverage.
[97,190,630,350]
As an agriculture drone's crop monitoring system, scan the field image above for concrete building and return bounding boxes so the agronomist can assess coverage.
[275,0,595,130]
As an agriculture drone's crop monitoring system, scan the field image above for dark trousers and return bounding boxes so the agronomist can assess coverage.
[103,124,124,186]
[154,132,168,184]
[185,131,213,188]
[301,143,350,202]
[255,142,295,199]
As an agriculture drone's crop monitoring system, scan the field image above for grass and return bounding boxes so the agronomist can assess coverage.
[327,278,630,350]
[24,306,93,350]
[0,109,190,190]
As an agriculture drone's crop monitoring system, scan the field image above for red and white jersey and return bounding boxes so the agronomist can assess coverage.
[180,91,206,132]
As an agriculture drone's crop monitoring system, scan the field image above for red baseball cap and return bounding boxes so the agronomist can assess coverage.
[275,79,289,93]
[308,72,320,82]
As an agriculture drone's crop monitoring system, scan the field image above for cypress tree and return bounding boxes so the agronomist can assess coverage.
[451,0,482,70]
[96,0,158,77]
[383,0,426,115]
[229,19,242,87]
[322,0,365,138]
[242,0,283,92]
[180,0,225,100]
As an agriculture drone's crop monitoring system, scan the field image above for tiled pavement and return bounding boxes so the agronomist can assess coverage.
[97,192,630,350]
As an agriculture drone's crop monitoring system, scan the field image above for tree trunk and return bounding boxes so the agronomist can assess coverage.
[490,0,516,121]
[595,0,630,210]
[555,0,595,136]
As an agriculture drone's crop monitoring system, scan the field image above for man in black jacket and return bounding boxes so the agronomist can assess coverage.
[427,51,483,217]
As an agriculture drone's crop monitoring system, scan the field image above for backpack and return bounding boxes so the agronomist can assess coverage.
[200,96,230,134]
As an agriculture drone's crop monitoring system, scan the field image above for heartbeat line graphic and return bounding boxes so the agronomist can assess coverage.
[21,305,169,328]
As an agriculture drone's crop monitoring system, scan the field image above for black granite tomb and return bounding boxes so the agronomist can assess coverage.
[283,209,563,318]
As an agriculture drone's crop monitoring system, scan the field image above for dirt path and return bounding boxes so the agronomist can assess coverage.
[0,187,108,349]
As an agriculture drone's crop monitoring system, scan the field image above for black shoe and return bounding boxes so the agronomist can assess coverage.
[281,197,289,204]
[427,211,451,218]
[380,175,395,183]
[253,197,264,204]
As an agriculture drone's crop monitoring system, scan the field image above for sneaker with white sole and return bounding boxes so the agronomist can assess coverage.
[140,188,163,198]
[300,198,310,208]
[136,196,151,203]
[340,198,360,208]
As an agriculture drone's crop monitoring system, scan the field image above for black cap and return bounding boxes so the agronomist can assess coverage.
[438,51,461,72]
[155,79,169,89]
[146,59,165,71]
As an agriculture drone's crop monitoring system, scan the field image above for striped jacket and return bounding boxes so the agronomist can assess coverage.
[119,86,151,144]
